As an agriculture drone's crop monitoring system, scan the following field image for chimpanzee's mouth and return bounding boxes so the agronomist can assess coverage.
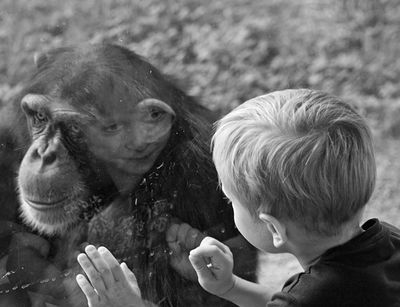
[25,197,69,210]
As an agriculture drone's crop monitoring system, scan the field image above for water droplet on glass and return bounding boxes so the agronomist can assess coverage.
[64,271,71,277]
[2,270,16,279]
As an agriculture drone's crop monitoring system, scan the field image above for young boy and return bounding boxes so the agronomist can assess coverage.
[76,89,400,306]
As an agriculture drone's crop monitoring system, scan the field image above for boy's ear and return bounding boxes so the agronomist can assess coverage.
[259,213,287,248]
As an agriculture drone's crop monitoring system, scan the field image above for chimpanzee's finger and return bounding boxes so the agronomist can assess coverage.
[166,223,180,243]
[0,221,24,238]
[84,245,115,289]
[98,246,125,283]
[177,223,191,247]
[76,274,100,304]
[11,232,51,257]
[166,223,182,256]
[77,253,106,293]
[185,227,206,251]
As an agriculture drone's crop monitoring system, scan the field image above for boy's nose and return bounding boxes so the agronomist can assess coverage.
[124,132,148,153]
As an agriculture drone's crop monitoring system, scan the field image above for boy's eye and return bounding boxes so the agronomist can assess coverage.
[102,123,122,133]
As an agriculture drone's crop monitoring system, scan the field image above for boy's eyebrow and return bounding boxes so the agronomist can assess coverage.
[78,107,119,124]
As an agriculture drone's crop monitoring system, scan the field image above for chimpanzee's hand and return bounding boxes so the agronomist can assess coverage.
[76,245,150,307]
[7,232,63,296]
[166,223,205,281]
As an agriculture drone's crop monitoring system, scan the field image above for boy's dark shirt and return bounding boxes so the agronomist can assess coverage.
[268,219,400,307]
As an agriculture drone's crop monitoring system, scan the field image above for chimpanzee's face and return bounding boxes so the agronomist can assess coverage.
[18,94,96,235]
[15,44,181,236]
[17,92,175,235]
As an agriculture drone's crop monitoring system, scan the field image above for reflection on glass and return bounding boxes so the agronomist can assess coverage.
[0,44,256,307]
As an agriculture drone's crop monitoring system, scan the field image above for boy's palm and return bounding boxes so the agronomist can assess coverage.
[76,246,146,307]
[81,265,143,307]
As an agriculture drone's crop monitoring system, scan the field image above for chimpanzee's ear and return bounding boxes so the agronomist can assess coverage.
[33,52,49,69]
[137,98,176,118]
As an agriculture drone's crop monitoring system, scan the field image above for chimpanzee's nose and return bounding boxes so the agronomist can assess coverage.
[30,135,63,170]
[37,142,57,166]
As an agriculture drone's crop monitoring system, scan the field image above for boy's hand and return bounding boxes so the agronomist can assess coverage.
[188,237,235,297]
[76,245,145,307]
[166,223,205,281]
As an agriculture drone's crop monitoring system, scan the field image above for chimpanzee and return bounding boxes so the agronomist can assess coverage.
[0,44,257,306]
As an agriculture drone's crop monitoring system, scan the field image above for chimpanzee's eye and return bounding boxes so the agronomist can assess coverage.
[148,107,166,121]
[32,111,48,125]
[69,123,81,134]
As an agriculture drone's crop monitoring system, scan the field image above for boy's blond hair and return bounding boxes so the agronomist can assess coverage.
[212,89,376,236]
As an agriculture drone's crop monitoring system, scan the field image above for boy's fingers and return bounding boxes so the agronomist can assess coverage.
[188,252,214,279]
[77,253,106,293]
[76,274,99,303]
[121,262,141,297]
[84,245,114,288]
[120,262,138,285]
[98,246,125,283]
[189,244,227,275]
[201,237,231,254]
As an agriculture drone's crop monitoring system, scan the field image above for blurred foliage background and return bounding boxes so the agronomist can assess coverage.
[1,0,399,291]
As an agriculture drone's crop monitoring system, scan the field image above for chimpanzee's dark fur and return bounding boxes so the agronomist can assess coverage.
[0,44,257,307]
